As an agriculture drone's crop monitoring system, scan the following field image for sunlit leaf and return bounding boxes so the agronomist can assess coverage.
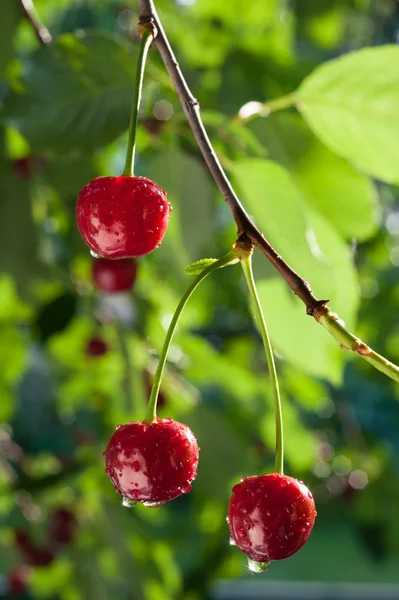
[297,45,399,183]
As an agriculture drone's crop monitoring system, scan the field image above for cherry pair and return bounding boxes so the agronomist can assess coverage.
[103,417,316,567]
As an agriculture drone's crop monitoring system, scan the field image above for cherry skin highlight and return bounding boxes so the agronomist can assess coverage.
[76,176,171,259]
[227,473,316,566]
[104,418,199,506]
[92,257,137,293]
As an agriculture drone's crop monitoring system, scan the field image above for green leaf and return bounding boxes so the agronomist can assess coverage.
[230,158,330,296]
[185,258,217,275]
[180,335,261,402]
[250,114,379,241]
[0,160,44,291]
[261,399,317,473]
[148,148,216,269]
[0,275,31,322]
[258,277,343,383]
[0,327,26,384]
[297,45,399,183]
[2,32,139,154]
[256,209,359,384]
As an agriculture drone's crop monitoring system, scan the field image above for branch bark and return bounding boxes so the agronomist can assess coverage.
[138,0,319,313]
[20,0,52,45]
[138,1,399,384]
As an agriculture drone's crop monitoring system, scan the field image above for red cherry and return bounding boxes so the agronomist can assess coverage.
[5,567,30,596]
[86,336,108,357]
[227,473,316,570]
[49,508,77,546]
[76,176,171,258]
[92,257,137,293]
[14,531,54,567]
[103,417,199,506]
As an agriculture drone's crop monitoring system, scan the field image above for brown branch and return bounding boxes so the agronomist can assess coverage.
[20,0,52,45]
[138,0,320,315]
[137,1,399,384]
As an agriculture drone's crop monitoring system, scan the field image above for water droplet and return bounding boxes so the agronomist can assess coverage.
[247,558,270,574]
[142,501,165,508]
[229,536,236,546]
[132,461,140,472]
[90,249,100,258]
[122,497,137,508]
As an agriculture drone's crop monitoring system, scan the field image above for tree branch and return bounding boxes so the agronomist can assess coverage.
[137,0,399,384]
[20,0,52,45]
[138,0,318,312]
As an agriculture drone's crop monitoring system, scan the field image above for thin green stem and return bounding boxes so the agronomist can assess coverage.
[144,251,239,423]
[122,29,153,177]
[318,310,399,383]
[241,256,284,475]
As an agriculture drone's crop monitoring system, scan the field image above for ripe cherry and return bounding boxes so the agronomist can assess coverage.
[227,473,316,572]
[76,176,171,259]
[14,531,54,567]
[92,257,137,293]
[5,567,30,596]
[86,336,108,357]
[49,508,77,546]
[104,417,199,506]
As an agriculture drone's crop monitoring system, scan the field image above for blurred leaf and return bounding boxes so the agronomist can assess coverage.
[0,0,20,81]
[296,0,347,50]
[261,398,317,472]
[44,154,98,199]
[250,114,379,241]
[0,161,44,290]
[185,258,217,275]
[283,365,328,410]
[48,315,92,368]
[230,158,332,297]
[0,383,13,421]
[35,292,77,342]
[31,557,73,596]
[149,147,216,266]
[0,327,26,384]
[2,32,139,154]
[258,277,343,383]
[190,404,251,499]
[256,208,358,383]
[0,274,31,322]
[297,45,399,183]
[180,335,262,402]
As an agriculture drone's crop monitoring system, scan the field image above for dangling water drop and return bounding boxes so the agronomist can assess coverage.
[247,558,270,574]
[122,497,137,508]
[90,249,101,258]
[142,501,165,508]
[229,536,236,546]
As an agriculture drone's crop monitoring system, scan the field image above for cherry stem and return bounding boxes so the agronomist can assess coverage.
[144,250,240,424]
[122,29,153,177]
[241,256,284,475]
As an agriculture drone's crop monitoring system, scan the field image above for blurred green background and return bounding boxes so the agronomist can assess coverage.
[1,0,399,598]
